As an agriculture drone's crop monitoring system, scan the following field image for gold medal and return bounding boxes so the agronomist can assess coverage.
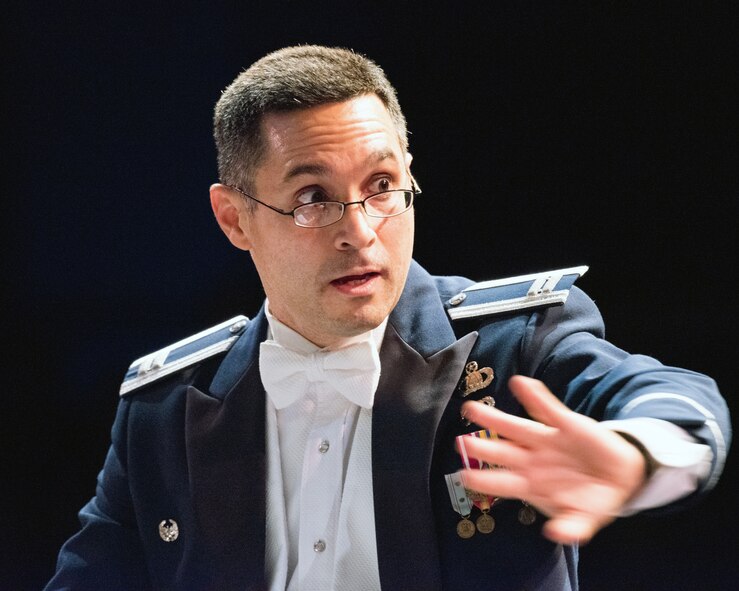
[518,504,536,526]
[476,512,495,534]
[456,517,476,539]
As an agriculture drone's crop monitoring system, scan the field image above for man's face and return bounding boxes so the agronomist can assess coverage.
[220,95,415,347]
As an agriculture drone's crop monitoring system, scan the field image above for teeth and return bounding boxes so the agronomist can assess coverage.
[337,274,371,285]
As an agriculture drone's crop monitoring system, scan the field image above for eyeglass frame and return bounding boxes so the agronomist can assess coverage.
[224,176,421,228]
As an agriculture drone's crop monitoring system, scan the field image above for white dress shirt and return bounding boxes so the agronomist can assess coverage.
[603,416,713,514]
[263,305,385,591]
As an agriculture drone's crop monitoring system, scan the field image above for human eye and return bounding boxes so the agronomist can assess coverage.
[296,187,331,205]
[368,176,394,194]
[293,189,342,227]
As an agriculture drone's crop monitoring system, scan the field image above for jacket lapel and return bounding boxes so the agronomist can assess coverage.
[373,262,477,590]
[185,311,268,591]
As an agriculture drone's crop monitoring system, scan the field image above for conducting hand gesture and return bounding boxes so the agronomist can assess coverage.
[458,376,647,545]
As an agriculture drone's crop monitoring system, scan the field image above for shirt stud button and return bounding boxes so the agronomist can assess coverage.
[314,539,327,553]
[318,440,330,454]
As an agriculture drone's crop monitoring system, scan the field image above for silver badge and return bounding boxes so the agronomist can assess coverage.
[158,519,179,542]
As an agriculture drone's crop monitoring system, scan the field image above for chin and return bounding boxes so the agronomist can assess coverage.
[331,305,388,337]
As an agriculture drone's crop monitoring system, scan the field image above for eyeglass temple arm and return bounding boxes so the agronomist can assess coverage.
[409,172,422,194]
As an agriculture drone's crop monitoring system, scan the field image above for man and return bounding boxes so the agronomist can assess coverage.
[46,45,729,591]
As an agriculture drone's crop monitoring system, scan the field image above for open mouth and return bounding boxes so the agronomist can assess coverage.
[331,272,380,286]
[329,272,383,296]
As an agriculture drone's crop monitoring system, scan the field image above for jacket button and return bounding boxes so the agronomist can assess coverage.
[449,293,467,306]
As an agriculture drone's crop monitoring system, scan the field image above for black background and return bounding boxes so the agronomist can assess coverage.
[3,2,737,589]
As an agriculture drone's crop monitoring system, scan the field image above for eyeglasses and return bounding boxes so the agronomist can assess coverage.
[225,183,420,228]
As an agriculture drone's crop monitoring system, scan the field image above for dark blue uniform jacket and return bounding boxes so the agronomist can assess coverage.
[46,261,730,591]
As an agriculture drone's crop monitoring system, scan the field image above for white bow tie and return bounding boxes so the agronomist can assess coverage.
[259,339,381,409]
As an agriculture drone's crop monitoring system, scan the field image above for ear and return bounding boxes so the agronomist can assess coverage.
[210,183,252,251]
[405,151,413,169]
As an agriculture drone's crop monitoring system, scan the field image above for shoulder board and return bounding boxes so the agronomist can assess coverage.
[119,315,249,396]
[446,266,588,321]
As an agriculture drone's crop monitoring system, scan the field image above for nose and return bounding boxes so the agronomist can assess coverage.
[333,201,377,251]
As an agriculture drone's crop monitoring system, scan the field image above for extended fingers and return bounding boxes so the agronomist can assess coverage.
[461,467,616,546]
[461,400,551,444]
[508,376,572,427]
[461,375,577,442]
[456,433,529,471]
[459,467,530,501]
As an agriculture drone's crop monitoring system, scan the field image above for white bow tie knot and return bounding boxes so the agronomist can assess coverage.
[259,339,381,409]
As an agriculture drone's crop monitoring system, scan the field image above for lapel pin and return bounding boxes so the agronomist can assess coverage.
[460,361,494,396]
[480,395,495,407]
[158,519,179,542]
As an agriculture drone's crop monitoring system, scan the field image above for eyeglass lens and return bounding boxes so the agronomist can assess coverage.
[293,190,412,227]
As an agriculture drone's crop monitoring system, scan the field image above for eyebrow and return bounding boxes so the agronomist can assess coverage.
[282,148,400,183]
[283,162,330,181]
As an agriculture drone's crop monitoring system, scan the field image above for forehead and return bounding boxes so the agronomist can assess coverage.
[258,95,404,178]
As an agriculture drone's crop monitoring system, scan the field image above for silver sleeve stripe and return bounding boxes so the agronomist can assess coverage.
[620,392,727,490]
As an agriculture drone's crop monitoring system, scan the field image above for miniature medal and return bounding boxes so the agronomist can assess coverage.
[468,489,496,534]
[476,511,495,534]
[457,516,477,539]
[460,361,494,396]
[457,429,500,533]
[445,473,476,539]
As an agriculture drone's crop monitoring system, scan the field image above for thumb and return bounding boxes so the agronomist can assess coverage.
[541,512,612,546]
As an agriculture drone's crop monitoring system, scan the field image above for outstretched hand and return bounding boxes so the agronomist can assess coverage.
[458,376,647,545]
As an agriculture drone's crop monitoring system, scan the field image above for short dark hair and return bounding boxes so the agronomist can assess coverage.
[213,45,408,200]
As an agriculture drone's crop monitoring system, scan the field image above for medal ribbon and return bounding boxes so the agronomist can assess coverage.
[457,429,499,511]
[445,473,473,517]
